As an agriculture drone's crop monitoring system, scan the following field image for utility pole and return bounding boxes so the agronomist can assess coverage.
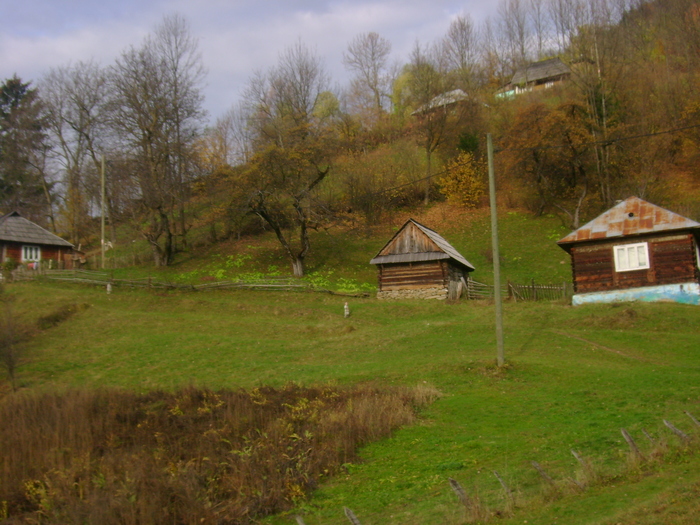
[101,155,106,270]
[487,134,505,366]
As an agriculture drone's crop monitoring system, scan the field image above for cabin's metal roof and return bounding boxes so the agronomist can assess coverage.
[557,197,700,248]
[0,211,73,247]
[510,57,570,85]
[412,89,469,115]
[370,219,475,271]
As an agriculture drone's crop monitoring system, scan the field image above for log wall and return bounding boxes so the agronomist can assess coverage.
[570,233,699,293]
[378,260,447,291]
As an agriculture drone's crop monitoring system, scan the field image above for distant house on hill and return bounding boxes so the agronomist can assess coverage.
[557,197,700,305]
[498,57,571,98]
[0,211,75,269]
[412,89,469,116]
[370,219,475,300]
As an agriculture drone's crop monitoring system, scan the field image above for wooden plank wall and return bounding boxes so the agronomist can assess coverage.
[378,261,447,291]
[0,242,66,265]
[380,223,440,256]
[571,233,698,293]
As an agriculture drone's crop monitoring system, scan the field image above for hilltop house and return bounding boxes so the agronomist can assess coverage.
[370,219,475,300]
[498,57,571,98]
[411,89,469,116]
[0,211,74,269]
[557,197,700,305]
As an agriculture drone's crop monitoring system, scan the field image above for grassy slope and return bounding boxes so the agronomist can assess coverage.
[3,207,700,524]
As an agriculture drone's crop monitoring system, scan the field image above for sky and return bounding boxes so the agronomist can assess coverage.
[1,0,500,125]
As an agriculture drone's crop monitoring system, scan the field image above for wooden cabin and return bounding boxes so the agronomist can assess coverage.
[498,57,571,98]
[557,197,700,305]
[370,219,475,300]
[0,211,74,270]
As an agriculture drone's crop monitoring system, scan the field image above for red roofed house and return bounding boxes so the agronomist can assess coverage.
[370,219,475,300]
[0,211,74,270]
[557,197,700,305]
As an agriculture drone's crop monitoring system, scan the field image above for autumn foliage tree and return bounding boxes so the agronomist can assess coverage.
[243,41,336,277]
[438,152,485,207]
[500,101,593,229]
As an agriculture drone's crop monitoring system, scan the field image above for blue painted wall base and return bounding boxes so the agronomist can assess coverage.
[572,282,700,306]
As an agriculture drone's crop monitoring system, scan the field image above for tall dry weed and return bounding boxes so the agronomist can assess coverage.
[0,383,435,524]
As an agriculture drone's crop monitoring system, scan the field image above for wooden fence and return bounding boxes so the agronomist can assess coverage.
[9,268,367,297]
[465,278,571,302]
[8,269,569,302]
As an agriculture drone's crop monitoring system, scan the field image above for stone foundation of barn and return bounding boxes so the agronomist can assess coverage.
[376,286,448,300]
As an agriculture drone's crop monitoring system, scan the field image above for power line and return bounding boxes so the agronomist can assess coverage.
[496,123,700,153]
[364,123,700,198]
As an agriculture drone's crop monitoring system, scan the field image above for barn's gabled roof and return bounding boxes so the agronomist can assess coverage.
[0,211,73,247]
[370,219,475,271]
[510,57,570,85]
[557,197,700,250]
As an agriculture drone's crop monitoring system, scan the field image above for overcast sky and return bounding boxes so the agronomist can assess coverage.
[1,0,500,124]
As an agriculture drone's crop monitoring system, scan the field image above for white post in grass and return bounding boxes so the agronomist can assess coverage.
[487,134,505,367]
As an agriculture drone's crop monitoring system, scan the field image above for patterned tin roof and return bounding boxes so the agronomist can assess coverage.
[0,211,73,247]
[370,219,475,271]
[557,197,700,248]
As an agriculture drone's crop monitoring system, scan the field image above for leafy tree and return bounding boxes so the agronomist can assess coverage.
[501,101,593,228]
[0,76,51,222]
[438,152,486,207]
[243,41,336,277]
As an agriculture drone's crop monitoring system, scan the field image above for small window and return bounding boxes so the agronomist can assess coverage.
[22,245,41,262]
[613,242,649,272]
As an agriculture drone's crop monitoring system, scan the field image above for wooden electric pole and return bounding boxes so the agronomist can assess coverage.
[487,134,505,366]
[101,155,106,270]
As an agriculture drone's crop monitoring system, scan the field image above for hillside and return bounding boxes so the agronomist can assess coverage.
[2,208,700,524]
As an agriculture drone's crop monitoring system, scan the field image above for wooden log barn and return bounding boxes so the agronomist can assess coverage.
[557,197,700,305]
[370,219,475,300]
[0,211,75,270]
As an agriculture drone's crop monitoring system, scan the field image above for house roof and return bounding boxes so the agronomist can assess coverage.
[510,57,570,85]
[0,211,73,247]
[557,197,700,250]
[412,89,469,115]
[370,219,475,271]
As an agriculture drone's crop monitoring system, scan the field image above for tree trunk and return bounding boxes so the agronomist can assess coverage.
[292,257,305,278]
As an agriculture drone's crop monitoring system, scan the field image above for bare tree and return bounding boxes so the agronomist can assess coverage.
[442,15,481,90]
[109,14,205,266]
[209,103,254,168]
[498,0,532,70]
[40,61,111,246]
[343,32,393,120]
[529,0,552,59]
[153,13,206,250]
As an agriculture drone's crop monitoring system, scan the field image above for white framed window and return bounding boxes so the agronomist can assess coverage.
[613,242,649,272]
[22,245,41,262]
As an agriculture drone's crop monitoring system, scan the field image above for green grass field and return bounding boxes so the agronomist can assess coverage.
[2,208,700,524]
